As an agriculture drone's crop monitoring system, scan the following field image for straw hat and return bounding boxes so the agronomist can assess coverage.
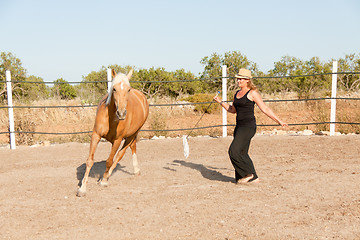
[235,68,252,79]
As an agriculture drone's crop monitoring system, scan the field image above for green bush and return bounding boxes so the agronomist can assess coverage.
[52,78,77,100]
[182,93,220,114]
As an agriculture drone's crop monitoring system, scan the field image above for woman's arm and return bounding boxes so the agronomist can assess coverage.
[250,91,287,127]
[213,96,236,114]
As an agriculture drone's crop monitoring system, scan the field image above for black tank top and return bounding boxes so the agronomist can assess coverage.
[233,90,256,128]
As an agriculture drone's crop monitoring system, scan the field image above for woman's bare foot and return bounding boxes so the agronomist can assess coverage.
[237,174,260,184]
[251,178,260,183]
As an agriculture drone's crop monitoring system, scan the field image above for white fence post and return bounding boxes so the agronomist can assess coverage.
[222,65,227,137]
[107,68,112,93]
[6,70,16,149]
[330,61,338,136]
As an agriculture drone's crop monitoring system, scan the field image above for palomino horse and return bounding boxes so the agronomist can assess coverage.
[77,69,149,197]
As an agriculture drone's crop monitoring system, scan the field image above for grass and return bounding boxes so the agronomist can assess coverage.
[1,93,359,146]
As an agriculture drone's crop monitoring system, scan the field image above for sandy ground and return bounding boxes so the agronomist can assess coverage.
[1,135,360,239]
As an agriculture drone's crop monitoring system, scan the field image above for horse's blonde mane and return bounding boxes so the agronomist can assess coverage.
[105,72,130,105]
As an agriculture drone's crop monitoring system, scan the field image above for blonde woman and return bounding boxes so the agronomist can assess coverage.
[214,69,287,183]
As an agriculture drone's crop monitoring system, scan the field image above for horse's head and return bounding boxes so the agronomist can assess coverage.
[106,69,133,120]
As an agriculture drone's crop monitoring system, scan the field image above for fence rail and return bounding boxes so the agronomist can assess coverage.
[1,97,360,109]
[2,64,360,149]
[1,71,360,84]
[1,121,360,136]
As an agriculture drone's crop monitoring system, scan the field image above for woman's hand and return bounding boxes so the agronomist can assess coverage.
[213,96,221,103]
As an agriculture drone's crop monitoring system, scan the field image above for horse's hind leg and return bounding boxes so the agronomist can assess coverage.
[99,138,122,187]
[103,135,137,181]
[130,134,140,175]
[77,132,101,197]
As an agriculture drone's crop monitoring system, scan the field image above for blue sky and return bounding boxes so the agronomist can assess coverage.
[1,0,359,82]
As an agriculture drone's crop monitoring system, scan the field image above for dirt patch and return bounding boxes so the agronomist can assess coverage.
[1,135,360,239]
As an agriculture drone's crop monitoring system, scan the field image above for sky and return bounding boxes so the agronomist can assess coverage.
[1,0,359,83]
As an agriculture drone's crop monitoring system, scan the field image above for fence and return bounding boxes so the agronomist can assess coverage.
[1,62,360,149]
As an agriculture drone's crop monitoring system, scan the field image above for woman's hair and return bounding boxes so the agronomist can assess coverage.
[247,79,258,91]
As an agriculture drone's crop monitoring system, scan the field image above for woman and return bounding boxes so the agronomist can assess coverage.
[213,68,287,183]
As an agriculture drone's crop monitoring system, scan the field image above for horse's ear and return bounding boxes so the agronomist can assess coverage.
[111,69,116,78]
[127,68,134,80]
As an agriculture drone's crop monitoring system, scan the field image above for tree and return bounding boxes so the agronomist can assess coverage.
[19,75,49,102]
[0,52,27,102]
[131,67,200,99]
[52,78,77,100]
[79,65,133,104]
[337,53,360,91]
[200,51,260,92]
[170,69,199,98]
[298,57,331,98]
[266,56,304,94]
[267,56,332,98]
[223,51,263,91]
[132,67,172,98]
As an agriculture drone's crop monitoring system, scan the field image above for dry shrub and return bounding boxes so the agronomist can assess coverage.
[0,93,359,146]
[0,109,9,144]
[309,101,331,132]
[49,133,92,144]
[4,99,96,145]
[15,118,36,145]
[208,126,222,137]
[255,99,311,131]
[148,107,168,137]
[254,95,359,134]
[337,100,360,134]
[142,96,198,138]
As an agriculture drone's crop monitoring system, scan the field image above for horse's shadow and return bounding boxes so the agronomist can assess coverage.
[169,160,234,183]
[76,161,131,186]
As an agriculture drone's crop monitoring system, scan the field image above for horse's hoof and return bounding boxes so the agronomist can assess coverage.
[134,170,141,176]
[76,189,86,197]
[100,180,109,187]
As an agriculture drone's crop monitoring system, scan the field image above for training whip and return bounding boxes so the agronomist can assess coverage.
[183,91,220,159]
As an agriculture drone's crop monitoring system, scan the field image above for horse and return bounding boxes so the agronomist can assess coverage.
[77,68,149,197]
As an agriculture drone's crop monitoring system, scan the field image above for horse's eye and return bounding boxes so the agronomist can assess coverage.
[128,89,131,92]
[113,88,116,92]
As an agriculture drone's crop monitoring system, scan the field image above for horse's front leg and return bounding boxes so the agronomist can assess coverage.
[99,138,122,187]
[77,132,101,197]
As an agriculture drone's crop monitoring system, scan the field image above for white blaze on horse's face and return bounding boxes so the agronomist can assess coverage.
[113,80,130,120]
[110,69,133,120]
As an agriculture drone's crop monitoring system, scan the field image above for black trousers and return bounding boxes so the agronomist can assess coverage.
[228,126,257,182]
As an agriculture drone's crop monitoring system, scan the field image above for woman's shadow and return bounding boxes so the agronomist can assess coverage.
[170,160,234,183]
[76,161,131,186]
